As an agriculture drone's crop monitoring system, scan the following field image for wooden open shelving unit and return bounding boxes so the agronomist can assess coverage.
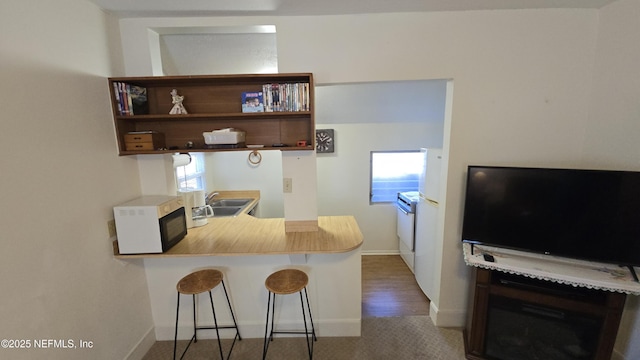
[107,73,315,155]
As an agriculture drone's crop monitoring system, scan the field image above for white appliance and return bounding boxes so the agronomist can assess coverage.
[114,195,187,254]
[189,189,212,227]
[178,190,196,229]
[397,191,419,272]
[178,190,213,228]
[414,148,443,300]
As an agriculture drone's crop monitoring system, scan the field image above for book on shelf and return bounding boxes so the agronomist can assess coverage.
[241,91,265,113]
[112,82,148,116]
[262,82,310,112]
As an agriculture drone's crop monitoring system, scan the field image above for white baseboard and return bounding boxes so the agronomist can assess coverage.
[156,318,361,341]
[362,250,400,256]
[429,302,466,328]
[124,326,156,360]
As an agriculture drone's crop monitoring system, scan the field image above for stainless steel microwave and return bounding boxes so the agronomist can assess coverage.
[113,195,187,254]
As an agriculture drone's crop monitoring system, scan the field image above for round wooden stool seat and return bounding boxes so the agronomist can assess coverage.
[265,269,308,295]
[263,269,316,359]
[173,269,241,360]
[176,269,223,295]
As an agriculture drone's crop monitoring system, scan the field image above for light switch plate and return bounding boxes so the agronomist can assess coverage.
[283,178,292,193]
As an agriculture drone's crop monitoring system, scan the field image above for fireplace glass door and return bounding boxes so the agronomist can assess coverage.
[485,296,601,360]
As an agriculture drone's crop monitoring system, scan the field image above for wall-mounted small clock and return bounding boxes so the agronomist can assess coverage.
[315,129,334,153]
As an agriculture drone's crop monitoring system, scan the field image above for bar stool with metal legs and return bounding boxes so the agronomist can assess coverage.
[262,269,317,360]
[173,269,241,360]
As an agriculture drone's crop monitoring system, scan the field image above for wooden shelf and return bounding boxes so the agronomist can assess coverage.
[108,73,315,155]
[118,146,314,156]
[115,111,312,121]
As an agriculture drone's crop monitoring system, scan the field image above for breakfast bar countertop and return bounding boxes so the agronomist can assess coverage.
[113,190,363,258]
[114,215,363,258]
[120,191,364,339]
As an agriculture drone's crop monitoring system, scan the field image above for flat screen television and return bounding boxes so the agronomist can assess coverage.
[461,166,640,271]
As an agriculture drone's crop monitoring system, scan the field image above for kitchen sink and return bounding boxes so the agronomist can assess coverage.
[210,206,244,217]
[208,199,253,207]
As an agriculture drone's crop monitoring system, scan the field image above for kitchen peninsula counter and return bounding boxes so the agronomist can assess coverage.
[114,214,363,258]
[118,190,364,340]
[113,188,363,258]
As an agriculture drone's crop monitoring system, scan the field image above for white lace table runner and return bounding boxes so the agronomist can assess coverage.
[463,243,640,295]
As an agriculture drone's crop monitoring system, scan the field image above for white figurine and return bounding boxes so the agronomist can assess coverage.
[169,89,188,114]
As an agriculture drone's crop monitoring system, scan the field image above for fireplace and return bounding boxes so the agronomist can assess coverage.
[464,269,626,360]
[486,296,600,359]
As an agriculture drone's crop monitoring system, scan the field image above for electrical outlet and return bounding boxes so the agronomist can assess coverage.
[107,219,117,238]
[283,178,293,193]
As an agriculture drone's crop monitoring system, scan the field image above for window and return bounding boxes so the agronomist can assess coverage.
[175,153,206,191]
[370,151,423,203]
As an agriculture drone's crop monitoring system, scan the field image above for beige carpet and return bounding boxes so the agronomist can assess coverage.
[142,316,466,359]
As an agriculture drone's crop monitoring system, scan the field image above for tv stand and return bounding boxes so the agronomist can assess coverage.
[463,243,640,295]
[464,268,626,360]
[462,243,640,359]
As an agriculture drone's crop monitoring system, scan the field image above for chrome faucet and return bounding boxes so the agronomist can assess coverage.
[205,192,219,205]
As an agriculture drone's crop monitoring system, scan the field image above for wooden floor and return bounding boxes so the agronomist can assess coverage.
[362,255,430,318]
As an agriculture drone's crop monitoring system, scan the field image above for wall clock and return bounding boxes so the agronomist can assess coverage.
[315,129,334,153]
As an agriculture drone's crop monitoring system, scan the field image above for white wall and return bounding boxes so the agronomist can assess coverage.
[115,5,640,357]
[205,150,285,218]
[117,9,600,329]
[0,1,154,359]
[4,1,637,358]
[282,9,598,327]
[585,0,640,169]
[587,1,640,358]
[315,123,443,252]
[314,80,446,252]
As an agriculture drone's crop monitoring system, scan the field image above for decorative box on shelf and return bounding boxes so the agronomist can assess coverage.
[203,128,246,145]
[124,131,165,151]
